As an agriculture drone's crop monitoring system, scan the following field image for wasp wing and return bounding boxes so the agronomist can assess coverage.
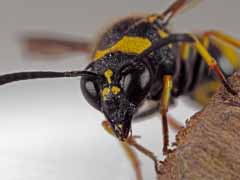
[21,33,92,58]
[162,0,203,23]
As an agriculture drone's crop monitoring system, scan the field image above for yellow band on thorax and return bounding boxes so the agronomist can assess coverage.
[94,36,152,60]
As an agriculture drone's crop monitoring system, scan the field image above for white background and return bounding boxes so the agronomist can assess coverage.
[0,0,239,179]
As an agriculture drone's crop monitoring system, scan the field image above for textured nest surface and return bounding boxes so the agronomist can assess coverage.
[158,71,240,180]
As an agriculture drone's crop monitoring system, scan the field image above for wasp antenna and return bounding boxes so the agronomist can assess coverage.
[0,70,100,86]
[64,71,100,78]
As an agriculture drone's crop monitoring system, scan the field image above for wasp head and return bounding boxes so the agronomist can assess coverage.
[80,53,153,140]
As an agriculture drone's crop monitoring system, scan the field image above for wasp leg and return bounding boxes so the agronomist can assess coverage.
[138,32,236,94]
[142,33,236,95]
[181,31,239,105]
[102,121,161,177]
[166,114,183,131]
[102,121,142,180]
[120,141,143,180]
[189,34,237,95]
[125,136,161,174]
[202,31,240,48]
[200,31,240,69]
[133,102,183,132]
[160,75,173,155]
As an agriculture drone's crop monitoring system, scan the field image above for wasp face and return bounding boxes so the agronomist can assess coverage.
[102,92,136,140]
[80,54,153,140]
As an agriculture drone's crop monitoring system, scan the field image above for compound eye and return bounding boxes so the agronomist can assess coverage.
[81,78,101,110]
[139,66,151,89]
[122,73,132,92]
[120,65,152,104]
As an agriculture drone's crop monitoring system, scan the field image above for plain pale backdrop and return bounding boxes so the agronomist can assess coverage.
[0,0,239,179]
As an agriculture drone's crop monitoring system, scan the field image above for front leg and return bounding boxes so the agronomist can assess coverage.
[160,75,173,155]
[102,120,161,178]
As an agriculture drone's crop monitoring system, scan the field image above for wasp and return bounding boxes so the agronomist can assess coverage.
[0,0,239,179]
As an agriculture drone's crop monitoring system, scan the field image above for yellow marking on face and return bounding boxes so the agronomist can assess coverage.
[104,69,113,84]
[94,36,152,60]
[111,86,121,95]
[101,86,121,98]
[102,87,110,97]
[102,69,120,98]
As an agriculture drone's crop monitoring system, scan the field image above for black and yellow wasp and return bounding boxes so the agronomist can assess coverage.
[0,0,240,179]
